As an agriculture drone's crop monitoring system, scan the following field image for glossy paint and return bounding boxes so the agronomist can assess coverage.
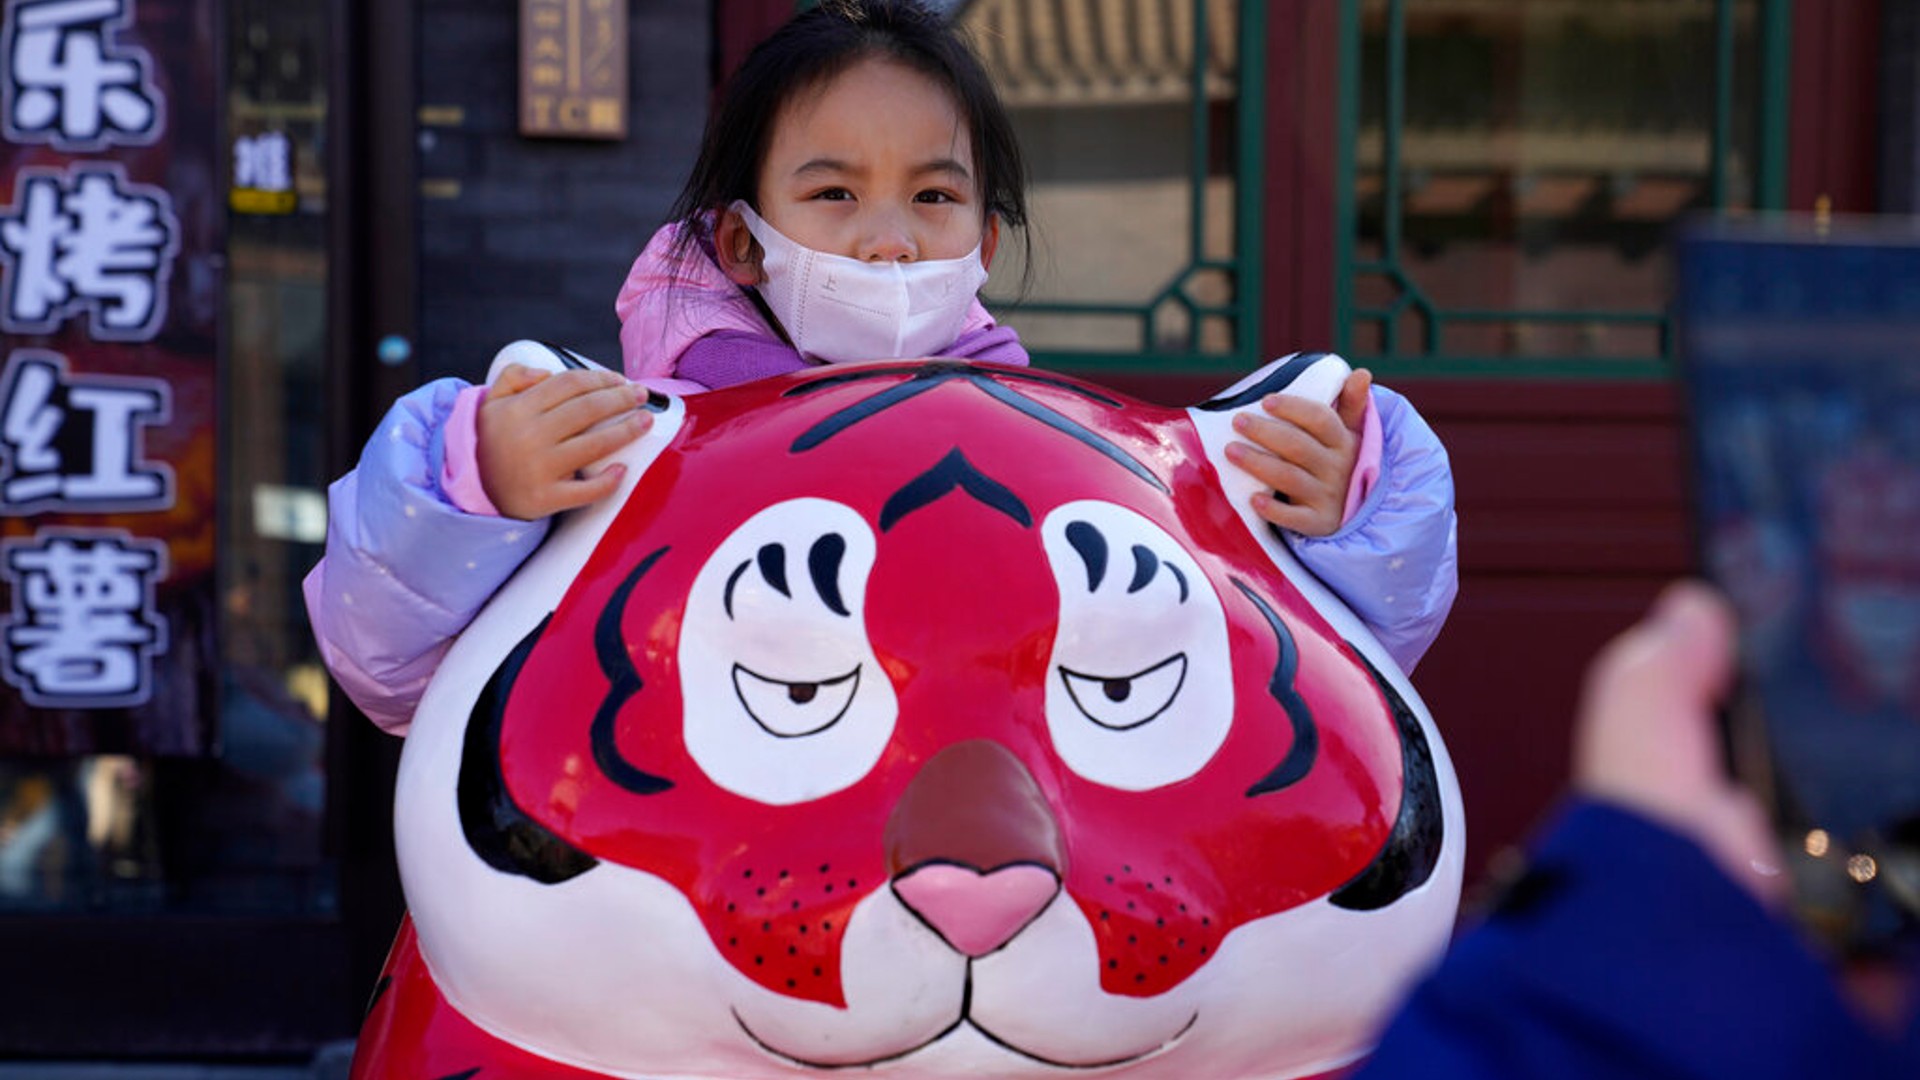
[354,349,1464,1080]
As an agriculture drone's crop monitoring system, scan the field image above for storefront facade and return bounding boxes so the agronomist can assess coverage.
[0,0,1893,1062]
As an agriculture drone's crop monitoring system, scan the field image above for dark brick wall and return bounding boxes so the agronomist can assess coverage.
[415,0,711,381]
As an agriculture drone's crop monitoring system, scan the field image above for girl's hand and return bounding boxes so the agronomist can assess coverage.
[477,364,652,521]
[1225,369,1373,537]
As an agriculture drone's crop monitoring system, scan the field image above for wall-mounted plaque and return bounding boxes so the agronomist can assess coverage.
[519,0,626,140]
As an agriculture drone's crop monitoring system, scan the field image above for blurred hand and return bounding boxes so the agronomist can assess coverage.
[1573,581,1788,906]
[477,364,652,520]
[1226,368,1373,537]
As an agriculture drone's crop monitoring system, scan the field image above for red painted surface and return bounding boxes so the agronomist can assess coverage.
[497,365,1407,1004]
[350,918,611,1078]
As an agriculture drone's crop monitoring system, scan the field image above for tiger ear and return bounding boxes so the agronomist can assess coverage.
[487,338,612,381]
[1194,352,1352,415]
[1184,352,1352,529]
[484,339,684,519]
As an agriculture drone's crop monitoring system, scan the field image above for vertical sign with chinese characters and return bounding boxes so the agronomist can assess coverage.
[229,129,295,215]
[520,0,627,140]
[0,0,220,755]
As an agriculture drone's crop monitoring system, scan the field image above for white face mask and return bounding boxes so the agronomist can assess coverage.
[732,201,989,365]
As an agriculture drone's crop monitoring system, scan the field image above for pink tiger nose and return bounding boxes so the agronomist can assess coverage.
[893,863,1061,957]
[885,740,1067,957]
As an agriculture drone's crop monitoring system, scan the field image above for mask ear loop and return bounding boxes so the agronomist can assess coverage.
[744,285,793,348]
[726,201,798,347]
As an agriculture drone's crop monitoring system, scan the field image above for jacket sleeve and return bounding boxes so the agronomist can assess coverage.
[1354,801,1910,1080]
[1285,386,1457,672]
[303,379,550,735]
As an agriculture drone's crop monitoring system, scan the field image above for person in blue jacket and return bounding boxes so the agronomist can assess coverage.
[1358,582,1920,1079]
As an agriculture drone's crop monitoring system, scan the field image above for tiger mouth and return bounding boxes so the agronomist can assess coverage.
[733,999,1198,1071]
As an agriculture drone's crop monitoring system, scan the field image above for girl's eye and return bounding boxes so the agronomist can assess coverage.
[812,188,853,202]
[914,190,958,205]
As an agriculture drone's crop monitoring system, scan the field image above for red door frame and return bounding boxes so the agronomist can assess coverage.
[1790,0,1882,213]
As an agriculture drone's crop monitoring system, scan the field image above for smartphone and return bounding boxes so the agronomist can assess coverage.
[1676,215,1920,954]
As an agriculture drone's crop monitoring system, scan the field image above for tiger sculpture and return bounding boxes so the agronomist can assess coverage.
[350,343,1465,1079]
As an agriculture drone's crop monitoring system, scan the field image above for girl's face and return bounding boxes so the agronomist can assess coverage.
[717,56,998,281]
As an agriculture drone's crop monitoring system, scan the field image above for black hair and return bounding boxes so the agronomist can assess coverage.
[664,0,1029,274]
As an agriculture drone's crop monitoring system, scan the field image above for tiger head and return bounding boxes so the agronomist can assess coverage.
[385,345,1463,1079]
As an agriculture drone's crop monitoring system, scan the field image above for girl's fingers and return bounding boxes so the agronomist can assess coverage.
[515,367,630,414]
[1230,417,1348,497]
[1335,369,1374,432]
[542,379,648,436]
[1226,441,1307,492]
[1261,393,1348,447]
[553,410,652,471]
[1233,412,1331,469]
[546,464,627,513]
[1250,492,1330,534]
[489,363,551,399]
[1226,443,1337,509]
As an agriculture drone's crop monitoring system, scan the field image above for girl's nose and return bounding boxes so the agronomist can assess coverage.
[858,214,917,262]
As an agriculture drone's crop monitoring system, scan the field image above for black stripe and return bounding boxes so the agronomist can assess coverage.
[591,548,674,795]
[790,375,945,451]
[784,365,1162,493]
[458,615,599,883]
[972,379,1166,494]
[783,361,1125,408]
[1235,580,1319,797]
[1195,353,1331,412]
[537,340,589,370]
[363,975,392,1020]
[1330,649,1445,911]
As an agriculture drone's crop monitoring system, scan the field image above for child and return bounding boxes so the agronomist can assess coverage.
[304,0,1457,734]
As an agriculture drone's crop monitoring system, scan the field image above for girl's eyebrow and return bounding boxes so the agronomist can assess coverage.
[792,157,858,178]
[913,158,973,183]
[788,157,972,182]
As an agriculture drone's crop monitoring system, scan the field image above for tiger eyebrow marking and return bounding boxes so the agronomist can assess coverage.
[1124,546,1190,602]
[808,533,850,617]
[1066,521,1107,591]
[879,448,1031,531]
[757,543,790,598]
[1127,545,1158,595]
[724,559,751,619]
[728,538,851,618]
